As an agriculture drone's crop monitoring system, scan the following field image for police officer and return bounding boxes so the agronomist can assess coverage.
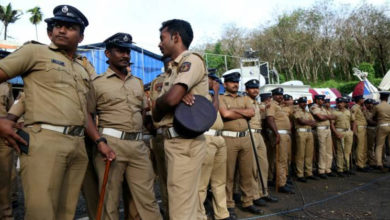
[351,95,369,172]
[294,97,318,182]
[92,33,162,220]
[219,72,262,216]
[364,99,377,168]
[197,69,230,220]
[149,57,171,219]
[266,87,294,193]
[373,91,390,170]
[310,95,336,179]
[331,97,353,176]
[245,80,278,206]
[0,81,14,220]
[0,5,115,220]
[152,19,208,220]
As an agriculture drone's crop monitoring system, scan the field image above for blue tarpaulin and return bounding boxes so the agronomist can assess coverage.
[8,43,164,85]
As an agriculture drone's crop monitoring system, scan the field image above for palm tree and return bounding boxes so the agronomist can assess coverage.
[0,3,22,40]
[27,6,42,41]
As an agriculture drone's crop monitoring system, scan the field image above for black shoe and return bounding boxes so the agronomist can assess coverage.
[233,193,241,203]
[261,195,278,203]
[306,175,319,180]
[287,178,293,185]
[357,167,369,172]
[278,185,295,194]
[227,208,237,220]
[347,170,356,175]
[297,177,307,183]
[242,205,264,215]
[318,173,328,179]
[327,172,337,177]
[253,198,267,207]
[336,172,345,177]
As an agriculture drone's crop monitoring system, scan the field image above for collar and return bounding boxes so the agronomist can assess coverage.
[105,67,131,79]
[224,91,240,97]
[49,43,81,60]
[173,50,189,65]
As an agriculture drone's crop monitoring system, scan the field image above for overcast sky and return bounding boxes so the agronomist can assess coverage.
[0,0,388,54]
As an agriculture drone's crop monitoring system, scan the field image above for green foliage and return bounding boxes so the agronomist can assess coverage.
[204,42,234,76]
[279,74,286,83]
[0,3,22,40]
[358,62,375,81]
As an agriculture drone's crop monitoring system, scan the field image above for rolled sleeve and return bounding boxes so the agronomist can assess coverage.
[173,55,204,91]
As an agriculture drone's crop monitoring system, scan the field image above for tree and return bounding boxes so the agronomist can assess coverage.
[0,3,22,40]
[27,6,42,41]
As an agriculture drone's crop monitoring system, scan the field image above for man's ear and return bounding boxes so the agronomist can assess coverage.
[79,33,84,43]
[47,31,53,40]
[172,32,180,43]
[104,49,111,59]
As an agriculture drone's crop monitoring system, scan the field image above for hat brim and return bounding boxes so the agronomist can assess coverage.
[45,16,84,27]
[246,85,259,89]
[224,79,240,83]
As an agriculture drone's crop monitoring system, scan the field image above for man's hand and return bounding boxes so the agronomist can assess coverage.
[181,93,195,106]
[97,142,116,161]
[0,118,26,153]
[212,80,220,93]
[275,133,280,145]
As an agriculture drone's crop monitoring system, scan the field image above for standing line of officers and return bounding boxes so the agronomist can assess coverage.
[0,4,390,220]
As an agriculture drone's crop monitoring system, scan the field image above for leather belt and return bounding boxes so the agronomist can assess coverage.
[250,129,262,133]
[358,125,367,128]
[204,129,222,136]
[297,128,312,132]
[278,129,290,134]
[317,126,329,130]
[379,123,390,127]
[101,128,143,141]
[367,126,376,130]
[37,124,84,136]
[142,134,153,141]
[221,130,248,138]
[336,128,350,132]
[163,127,181,139]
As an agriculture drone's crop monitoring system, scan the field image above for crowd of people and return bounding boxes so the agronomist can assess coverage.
[0,4,390,220]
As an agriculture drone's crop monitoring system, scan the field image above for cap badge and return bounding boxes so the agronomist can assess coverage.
[123,35,129,42]
[62,6,68,13]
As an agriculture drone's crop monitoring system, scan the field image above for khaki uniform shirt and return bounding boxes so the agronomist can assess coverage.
[249,98,262,129]
[0,43,93,126]
[150,73,167,129]
[294,107,314,129]
[373,102,390,124]
[363,108,375,123]
[259,102,268,120]
[206,94,224,131]
[157,51,208,127]
[0,82,13,117]
[351,104,367,126]
[93,68,144,132]
[332,109,351,129]
[220,93,253,132]
[8,92,24,117]
[310,104,330,126]
[266,100,290,130]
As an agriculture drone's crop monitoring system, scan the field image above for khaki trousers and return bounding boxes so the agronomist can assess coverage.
[355,127,368,168]
[0,140,14,220]
[198,135,229,220]
[21,127,88,220]
[266,130,275,181]
[295,131,314,178]
[375,126,390,166]
[165,135,206,220]
[335,131,353,172]
[273,134,291,187]
[151,134,168,218]
[81,140,99,220]
[251,133,269,199]
[224,135,254,208]
[316,129,333,174]
[95,135,161,220]
[367,127,377,166]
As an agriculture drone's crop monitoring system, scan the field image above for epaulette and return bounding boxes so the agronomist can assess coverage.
[23,40,44,45]
[92,74,103,81]
[132,75,144,90]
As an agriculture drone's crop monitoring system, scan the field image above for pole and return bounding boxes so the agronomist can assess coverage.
[247,120,266,195]
[96,160,111,220]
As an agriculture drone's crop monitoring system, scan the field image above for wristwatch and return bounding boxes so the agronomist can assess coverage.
[95,137,107,145]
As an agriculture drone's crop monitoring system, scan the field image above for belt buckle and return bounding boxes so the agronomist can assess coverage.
[66,126,84,136]
[238,131,246,137]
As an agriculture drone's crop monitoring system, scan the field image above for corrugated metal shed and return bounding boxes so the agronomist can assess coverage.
[8,43,163,85]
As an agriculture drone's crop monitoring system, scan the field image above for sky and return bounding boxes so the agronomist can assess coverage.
[0,0,389,55]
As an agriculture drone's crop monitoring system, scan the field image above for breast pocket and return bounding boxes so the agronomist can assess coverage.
[41,63,69,85]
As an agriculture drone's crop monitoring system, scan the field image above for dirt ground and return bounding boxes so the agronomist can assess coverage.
[12,167,390,220]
